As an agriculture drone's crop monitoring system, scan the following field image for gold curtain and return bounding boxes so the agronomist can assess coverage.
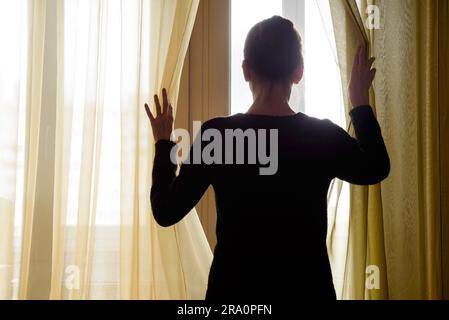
[1,0,212,300]
[439,0,449,300]
[327,0,388,300]
[329,0,449,299]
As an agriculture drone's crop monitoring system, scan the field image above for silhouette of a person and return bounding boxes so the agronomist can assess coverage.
[145,16,389,301]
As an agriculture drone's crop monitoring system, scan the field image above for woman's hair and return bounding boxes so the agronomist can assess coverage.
[244,16,303,82]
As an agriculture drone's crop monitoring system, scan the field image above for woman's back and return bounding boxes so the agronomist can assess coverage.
[203,112,336,300]
[151,106,389,300]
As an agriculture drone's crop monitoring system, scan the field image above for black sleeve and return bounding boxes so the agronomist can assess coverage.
[150,133,211,227]
[330,105,390,185]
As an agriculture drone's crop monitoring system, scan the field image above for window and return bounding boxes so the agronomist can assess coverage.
[5,0,353,299]
[231,0,346,127]
[231,0,282,115]
[230,0,351,290]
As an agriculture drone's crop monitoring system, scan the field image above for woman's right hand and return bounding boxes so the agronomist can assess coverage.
[145,88,174,142]
[348,44,377,109]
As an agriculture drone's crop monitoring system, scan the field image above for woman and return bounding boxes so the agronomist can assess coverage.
[145,16,390,301]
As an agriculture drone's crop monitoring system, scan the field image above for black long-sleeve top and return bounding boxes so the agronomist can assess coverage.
[151,105,390,301]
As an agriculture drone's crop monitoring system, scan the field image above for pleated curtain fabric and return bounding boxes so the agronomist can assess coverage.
[0,0,48,300]
[0,0,212,300]
[327,0,389,300]
[328,0,449,299]
[439,0,449,300]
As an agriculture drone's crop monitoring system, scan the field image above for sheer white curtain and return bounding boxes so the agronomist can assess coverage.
[0,0,211,300]
[0,0,47,299]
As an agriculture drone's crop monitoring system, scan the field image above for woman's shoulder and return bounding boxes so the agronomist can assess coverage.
[200,114,247,130]
[303,112,343,128]
[292,113,351,144]
[201,113,347,137]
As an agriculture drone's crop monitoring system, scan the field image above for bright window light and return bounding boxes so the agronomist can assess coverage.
[231,0,351,296]
[231,0,346,128]
[303,0,345,125]
[231,0,282,115]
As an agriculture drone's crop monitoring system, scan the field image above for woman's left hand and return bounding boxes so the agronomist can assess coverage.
[348,43,376,109]
[145,88,174,142]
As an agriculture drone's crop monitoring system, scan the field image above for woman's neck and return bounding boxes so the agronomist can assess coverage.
[246,82,296,116]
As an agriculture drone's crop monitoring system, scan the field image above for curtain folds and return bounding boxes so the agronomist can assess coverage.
[19,0,48,299]
[439,0,449,300]
[329,0,449,299]
[117,0,210,300]
[328,0,388,300]
[0,0,48,299]
[1,0,211,300]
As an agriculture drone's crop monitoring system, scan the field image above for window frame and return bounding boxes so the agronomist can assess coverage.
[282,0,306,113]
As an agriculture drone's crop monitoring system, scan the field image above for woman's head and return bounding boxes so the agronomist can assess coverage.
[243,16,304,86]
